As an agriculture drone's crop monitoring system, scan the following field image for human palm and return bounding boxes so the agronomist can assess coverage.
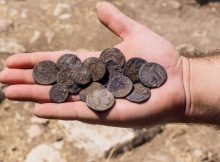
[0,2,186,127]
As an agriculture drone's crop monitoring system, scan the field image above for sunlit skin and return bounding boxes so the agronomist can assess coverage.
[0,2,189,127]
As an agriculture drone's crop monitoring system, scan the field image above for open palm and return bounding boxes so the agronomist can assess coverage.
[0,2,187,127]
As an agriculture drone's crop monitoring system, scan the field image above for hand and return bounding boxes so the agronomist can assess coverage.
[0,2,188,127]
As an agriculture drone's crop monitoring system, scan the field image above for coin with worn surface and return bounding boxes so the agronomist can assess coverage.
[49,84,69,103]
[57,54,82,69]
[86,89,115,112]
[106,60,123,74]
[107,75,133,98]
[126,83,151,103]
[83,57,106,81]
[68,82,81,94]
[79,82,105,101]
[72,66,92,85]
[100,48,126,67]
[139,63,167,88]
[57,68,74,87]
[33,60,60,85]
[123,58,146,83]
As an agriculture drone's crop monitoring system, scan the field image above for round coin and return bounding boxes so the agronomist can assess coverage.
[100,48,126,67]
[106,60,123,74]
[57,68,74,87]
[126,83,151,103]
[57,54,82,69]
[68,82,81,95]
[79,82,105,101]
[86,89,115,112]
[83,57,106,81]
[139,63,167,88]
[123,58,146,83]
[49,84,69,103]
[107,75,133,98]
[72,66,92,85]
[33,60,60,85]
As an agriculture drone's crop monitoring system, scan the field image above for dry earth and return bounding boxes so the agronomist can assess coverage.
[0,0,220,162]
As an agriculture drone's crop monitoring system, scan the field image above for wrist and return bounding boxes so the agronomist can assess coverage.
[183,55,220,125]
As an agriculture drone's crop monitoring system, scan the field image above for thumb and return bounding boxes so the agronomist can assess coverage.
[96,2,139,38]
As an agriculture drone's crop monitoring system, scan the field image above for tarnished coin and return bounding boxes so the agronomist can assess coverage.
[106,60,123,74]
[139,63,167,88]
[72,66,92,85]
[100,48,126,67]
[83,57,106,81]
[68,82,81,95]
[86,89,115,112]
[57,54,82,69]
[79,82,105,101]
[33,60,60,85]
[107,75,133,98]
[126,83,151,103]
[123,58,146,83]
[57,68,74,87]
[49,84,69,103]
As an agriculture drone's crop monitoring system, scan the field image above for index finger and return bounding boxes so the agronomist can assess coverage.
[6,50,100,69]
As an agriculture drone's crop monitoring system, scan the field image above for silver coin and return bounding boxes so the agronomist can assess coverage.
[86,89,115,112]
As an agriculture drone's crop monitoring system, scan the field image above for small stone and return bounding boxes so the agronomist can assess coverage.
[44,31,55,44]
[25,144,65,162]
[53,3,71,17]
[29,31,41,44]
[0,39,26,55]
[31,116,49,124]
[59,13,72,20]
[167,0,181,9]
[0,18,13,33]
[26,124,42,140]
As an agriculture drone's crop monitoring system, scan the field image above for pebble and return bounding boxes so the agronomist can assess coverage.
[53,3,71,17]
[0,39,26,54]
[31,116,49,124]
[29,31,41,44]
[44,31,55,44]
[0,83,5,103]
[0,18,13,33]
[167,0,181,9]
[25,144,65,162]
[26,124,43,140]
[59,13,72,20]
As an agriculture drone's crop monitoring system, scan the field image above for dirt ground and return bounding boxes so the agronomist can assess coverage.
[0,0,220,162]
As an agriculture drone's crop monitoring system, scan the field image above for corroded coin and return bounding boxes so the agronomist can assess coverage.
[68,82,81,95]
[107,75,133,98]
[123,58,146,83]
[86,89,115,112]
[79,82,105,101]
[139,63,167,88]
[126,83,151,103]
[57,54,82,69]
[72,66,92,85]
[106,60,123,74]
[83,57,106,81]
[57,68,74,87]
[49,84,69,103]
[100,48,126,67]
[33,60,60,85]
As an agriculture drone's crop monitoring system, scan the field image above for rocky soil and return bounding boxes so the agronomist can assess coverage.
[0,0,220,162]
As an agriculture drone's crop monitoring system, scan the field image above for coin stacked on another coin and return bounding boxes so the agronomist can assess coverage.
[32,48,167,112]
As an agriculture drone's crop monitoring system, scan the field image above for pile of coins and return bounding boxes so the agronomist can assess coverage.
[32,48,167,111]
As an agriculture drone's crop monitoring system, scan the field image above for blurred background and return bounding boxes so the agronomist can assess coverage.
[0,0,220,162]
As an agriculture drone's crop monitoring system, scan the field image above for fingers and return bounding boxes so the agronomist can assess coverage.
[6,51,100,69]
[5,85,80,103]
[34,100,124,125]
[0,69,34,84]
[96,2,139,38]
